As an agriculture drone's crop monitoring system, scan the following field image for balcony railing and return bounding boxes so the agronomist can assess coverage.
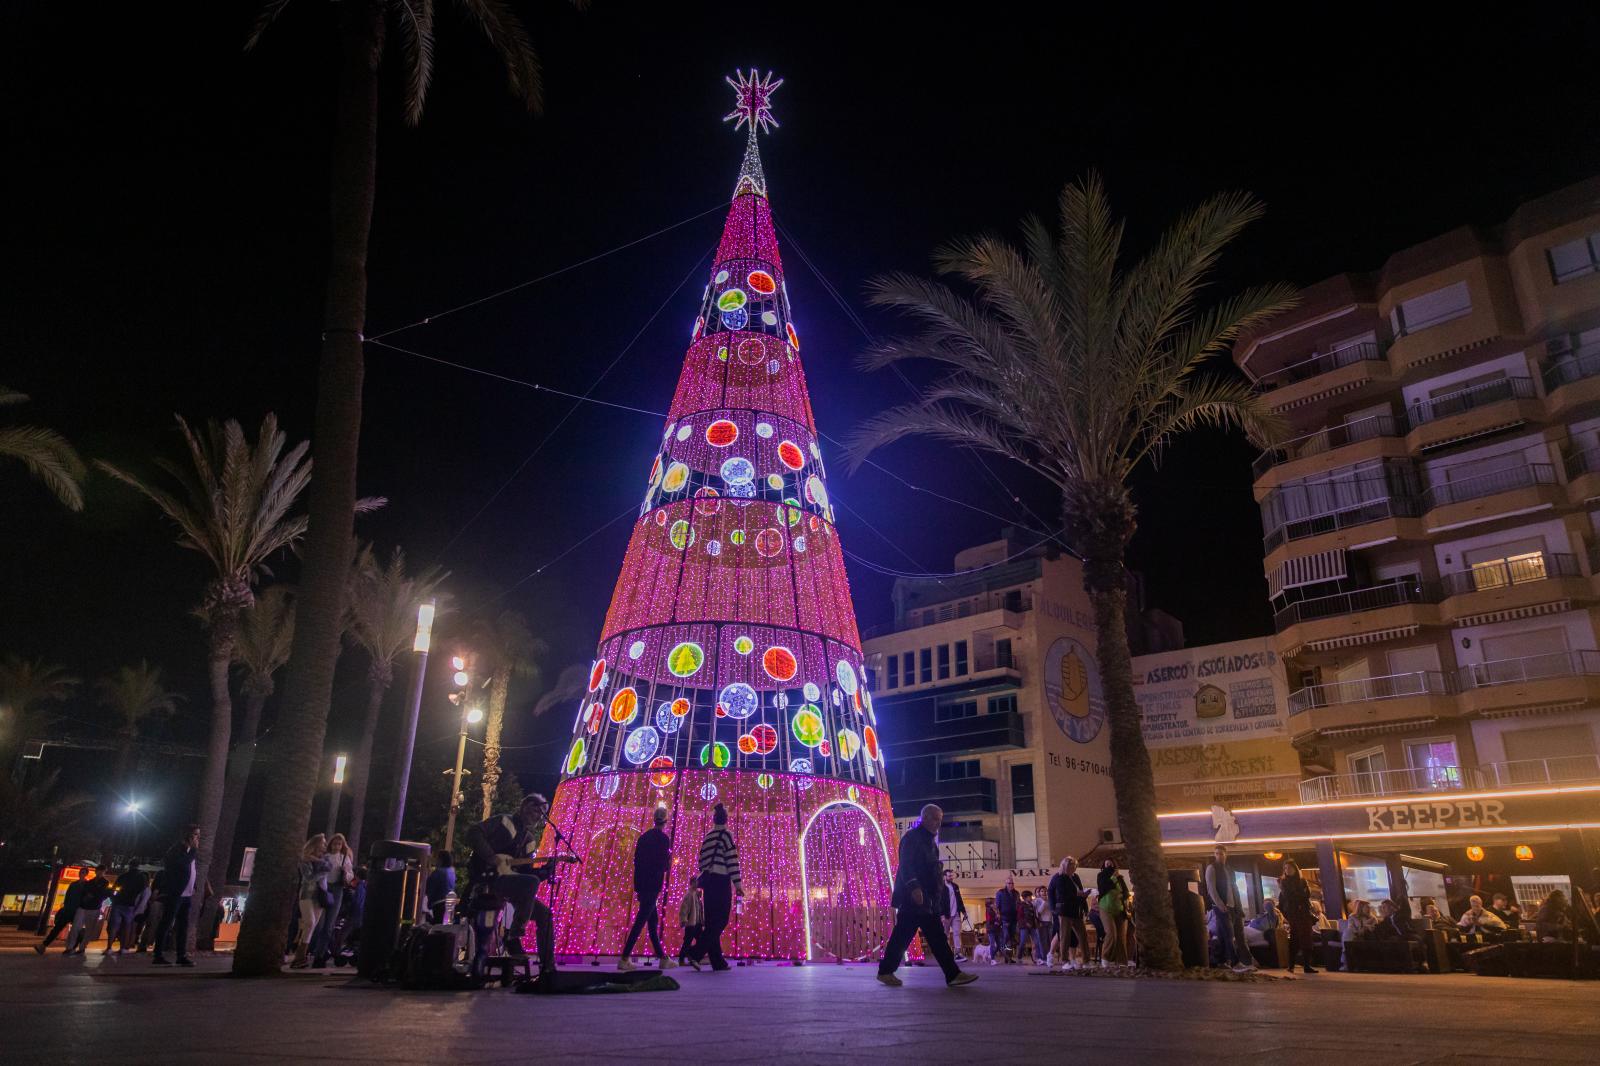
[1542,342,1600,393]
[1421,462,1556,510]
[1288,670,1452,714]
[1257,341,1385,390]
[1252,414,1407,480]
[1566,447,1600,481]
[1457,649,1600,689]
[1273,579,1437,631]
[1477,754,1600,788]
[1408,375,1536,426]
[1298,764,1470,805]
[1438,551,1582,597]
[1263,492,1423,554]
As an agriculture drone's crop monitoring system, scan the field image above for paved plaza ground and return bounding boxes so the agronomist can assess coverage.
[4,931,1596,1064]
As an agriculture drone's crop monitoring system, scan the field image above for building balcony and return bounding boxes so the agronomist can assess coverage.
[886,774,998,819]
[1564,447,1600,506]
[1262,492,1423,557]
[1438,552,1590,622]
[1287,670,1458,734]
[1542,343,1600,418]
[1405,375,1542,453]
[1456,650,1600,715]
[1477,754,1600,789]
[1256,342,1393,411]
[1273,580,1441,648]
[1421,462,1562,532]
[1296,754,1600,805]
[1251,414,1408,486]
[1298,764,1471,805]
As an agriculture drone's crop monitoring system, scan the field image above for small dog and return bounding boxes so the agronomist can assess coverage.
[972,943,992,963]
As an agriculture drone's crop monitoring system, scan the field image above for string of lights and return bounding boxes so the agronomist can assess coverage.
[367,202,727,341]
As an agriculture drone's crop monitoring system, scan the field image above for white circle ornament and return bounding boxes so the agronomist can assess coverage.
[718,681,759,720]
[624,726,662,766]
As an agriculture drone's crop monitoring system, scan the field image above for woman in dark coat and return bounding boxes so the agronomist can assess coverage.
[1278,860,1317,973]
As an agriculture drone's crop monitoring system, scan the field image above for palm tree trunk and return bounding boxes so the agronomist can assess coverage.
[480,669,510,820]
[232,1,382,978]
[197,688,266,950]
[188,622,237,955]
[1082,551,1183,972]
[343,676,388,862]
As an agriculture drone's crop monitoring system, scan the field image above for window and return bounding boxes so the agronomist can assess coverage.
[995,638,1013,669]
[955,640,969,675]
[886,655,899,689]
[1469,550,1548,591]
[1010,763,1034,814]
[864,666,878,692]
[937,700,978,722]
[1348,747,1388,794]
[937,645,951,679]
[1405,738,1461,790]
[1548,232,1600,284]
[989,693,1018,717]
[1390,281,1471,337]
[902,652,914,685]
[938,758,980,781]
[919,648,933,684]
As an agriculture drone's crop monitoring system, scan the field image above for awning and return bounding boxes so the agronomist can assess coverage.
[1268,548,1348,598]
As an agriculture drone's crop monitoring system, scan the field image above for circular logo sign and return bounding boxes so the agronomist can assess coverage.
[1043,636,1106,744]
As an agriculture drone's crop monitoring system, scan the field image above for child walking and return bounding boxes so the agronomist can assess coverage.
[678,875,705,971]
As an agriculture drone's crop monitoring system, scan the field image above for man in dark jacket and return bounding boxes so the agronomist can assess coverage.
[152,824,200,966]
[34,869,96,955]
[466,793,556,972]
[104,864,148,955]
[876,804,976,987]
[618,806,675,970]
[941,869,968,961]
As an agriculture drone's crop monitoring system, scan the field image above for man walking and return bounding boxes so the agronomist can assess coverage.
[104,863,148,955]
[34,869,97,955]
[877,804,977,988]
[941,869,968,962]
[153,824,200,966]
[692,804,742,971]
[1204,844,1254,972]
[993,876,1021,962]
[618,806,675,971]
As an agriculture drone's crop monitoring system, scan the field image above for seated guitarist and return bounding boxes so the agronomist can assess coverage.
[465,792,557,973]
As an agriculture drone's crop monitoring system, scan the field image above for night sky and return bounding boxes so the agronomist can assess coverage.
[4,4,1598,819]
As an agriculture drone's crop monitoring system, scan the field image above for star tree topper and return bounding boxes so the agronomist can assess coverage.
[724,68,783,136]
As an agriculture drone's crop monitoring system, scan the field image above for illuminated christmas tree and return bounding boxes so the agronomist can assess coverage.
[540,71,899,961]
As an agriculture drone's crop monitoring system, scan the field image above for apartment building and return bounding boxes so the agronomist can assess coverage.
[861,532,1183,898]
[1235,176,1600,804]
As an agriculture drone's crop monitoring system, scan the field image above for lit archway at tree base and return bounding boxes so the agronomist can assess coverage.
[536,769,897,960]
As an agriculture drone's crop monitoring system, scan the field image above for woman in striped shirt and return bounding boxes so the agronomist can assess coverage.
[691,804,743,971]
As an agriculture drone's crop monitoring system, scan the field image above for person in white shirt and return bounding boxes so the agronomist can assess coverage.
[941,870,968,962]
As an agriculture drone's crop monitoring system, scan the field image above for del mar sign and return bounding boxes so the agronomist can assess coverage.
[1363,799,1507,833]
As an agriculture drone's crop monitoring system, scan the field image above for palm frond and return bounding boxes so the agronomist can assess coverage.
[0,425,87,511]
[244,0,295,51]
[1130,373,1284,471]
[395,0,437,126]
[452,0,543,114]
[846,402,1042,480]
[0,387,30,407]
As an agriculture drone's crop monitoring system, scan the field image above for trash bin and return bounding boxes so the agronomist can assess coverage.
[358,840,431,980]
[1169,869,1208,969]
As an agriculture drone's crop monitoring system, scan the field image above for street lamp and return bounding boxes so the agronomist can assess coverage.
[443,656,479,853]
[385,599,436,844]
[125,800,141,816]
[325,754,348,837]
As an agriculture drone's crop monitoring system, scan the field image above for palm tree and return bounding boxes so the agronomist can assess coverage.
[849,174,1295,971]
[236,0,570,978]
[199,585,295,949]
[0,386,86,511]
[95,661,182,859]
[0,770,96,882]
[95,661,182,792]
[469,610,543,820]
[344,546,445,859]
[97,414,313,954]
[0,655,77,762]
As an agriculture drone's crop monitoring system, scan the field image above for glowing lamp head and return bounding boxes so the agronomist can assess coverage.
[466,706,485,725]
[1262,851,1283,861]
[453,670,471,687]
[1514,844,1534,861]
[451,655,467,671]
[125,800,141,815]
[1465,846,1485,862]
[413,601,436,653]
[332,754,348,784]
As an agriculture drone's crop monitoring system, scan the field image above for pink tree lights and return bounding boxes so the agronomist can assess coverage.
[539,74,899,961]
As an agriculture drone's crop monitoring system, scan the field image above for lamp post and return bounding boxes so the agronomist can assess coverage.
[443,702,483,853]
[325,754,348,837]
[385,600,435,842]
